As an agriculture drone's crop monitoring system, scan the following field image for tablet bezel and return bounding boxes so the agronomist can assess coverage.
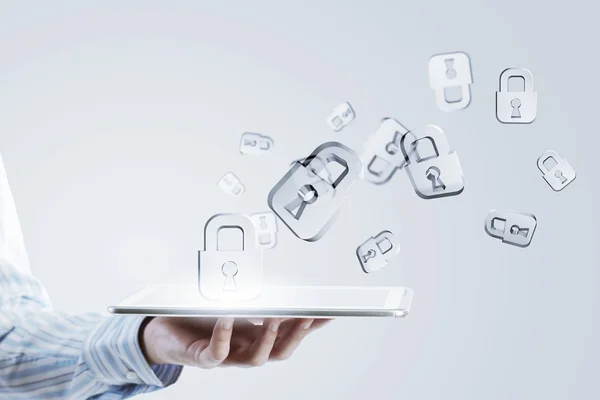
[108,284,414,318]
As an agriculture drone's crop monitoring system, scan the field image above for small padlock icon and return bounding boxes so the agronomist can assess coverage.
[484,210,537,247]
[217,172,244,197]
[239,132,274,156]
[496,68,537,124]
[198,213,263,300]
[250,212,278,250]
[401,125,465,199]
[268,141,362,241]
[537,150,576,192]
[356,230,400,273]
[428,52,473,112]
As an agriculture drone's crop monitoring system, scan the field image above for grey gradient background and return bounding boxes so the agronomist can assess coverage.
[0,1,598,399]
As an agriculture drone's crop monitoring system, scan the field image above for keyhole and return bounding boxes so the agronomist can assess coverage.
[259,216,268,230]
[510,225,529,237]
[222,261,238,291]
[425,166,446,191]
[361,249,376,263]
[444,59,457,79]
[555,170,567,184]
[284,184,318,220]
[510,98,522,118]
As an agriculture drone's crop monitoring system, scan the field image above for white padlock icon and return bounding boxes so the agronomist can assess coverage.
[496,68,537,123]
[198,214,263,300]
[402,125,465,199]
[250,212,278,249]
[428,52,473,112]
[240,132,274,156]
[537,150,576,191]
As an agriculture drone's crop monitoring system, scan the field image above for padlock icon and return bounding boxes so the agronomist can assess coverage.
[268,141,362,242]
[537,150,576,192]
[240,132,274,156]
[362,118,415,185]
[484,210,537,247]
[217,172,245,197]
[428,52,473,112]
[356,231,400,273]
[250,212,278,250]
[198,213,263,300]
[496,68,537,123]
[326,102,355,131]
[401,125,465,199]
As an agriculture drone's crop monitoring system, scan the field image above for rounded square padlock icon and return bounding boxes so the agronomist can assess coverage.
[537,150,576,192]
[484,210,537,247]
[401,125,465,199]
[268,142,362,241]
[496,68,537,124]
[198,214,263,300]
[362,118,412,185]
[356,231,400,273]
[428,52,473,112]
[240,132,274,156]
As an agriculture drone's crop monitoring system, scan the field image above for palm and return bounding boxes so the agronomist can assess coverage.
[142,316,331,368]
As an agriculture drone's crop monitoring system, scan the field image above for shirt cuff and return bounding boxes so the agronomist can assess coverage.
[83,315,183,387]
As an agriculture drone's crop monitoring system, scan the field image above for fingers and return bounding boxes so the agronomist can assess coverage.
[195,317,234,368]
[306,318,333,334]
[270,318,314,361]
[246,318,283,367]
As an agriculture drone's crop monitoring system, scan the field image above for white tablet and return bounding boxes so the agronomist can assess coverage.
[108,284,414,318]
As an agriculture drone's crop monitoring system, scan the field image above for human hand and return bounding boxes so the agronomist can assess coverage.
[139,317,331,368]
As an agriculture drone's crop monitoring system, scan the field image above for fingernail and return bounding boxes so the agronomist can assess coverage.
[303,320,313,330]
[222,318,234,329]
[270,322,281,333]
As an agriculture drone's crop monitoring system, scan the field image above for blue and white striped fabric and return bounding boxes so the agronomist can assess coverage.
[0,153,182,399]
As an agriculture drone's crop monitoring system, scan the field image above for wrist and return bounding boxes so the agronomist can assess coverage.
[139,317,160,365]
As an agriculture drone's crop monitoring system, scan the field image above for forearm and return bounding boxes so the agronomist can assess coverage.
[0,309,182,399]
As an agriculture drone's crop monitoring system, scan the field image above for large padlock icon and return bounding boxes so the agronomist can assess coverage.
[401,125,464,199]
[484,210,537,247]
[268,141,362,241]
[496,68,537,123]
[537,150,576,192]
[198,213,263,300]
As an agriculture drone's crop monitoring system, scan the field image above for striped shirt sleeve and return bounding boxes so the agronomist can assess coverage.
[0,261,183,399]
[0,153,183,398]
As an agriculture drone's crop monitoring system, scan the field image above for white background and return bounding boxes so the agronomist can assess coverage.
[0,1,598,399]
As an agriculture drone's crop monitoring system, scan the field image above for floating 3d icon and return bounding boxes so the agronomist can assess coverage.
[401,125,465,199]
[356,231,400,273]
[218,172,245,197]
[496,68,537,123]
[362,118,413,185]
[268,141,362,242]
[326,102,355,131]
[484,210,537,248]
[198,213,263,300]
[240,132,274,156]
[537,150,576,192]
[250,212,279,249]
[428,52,473,112]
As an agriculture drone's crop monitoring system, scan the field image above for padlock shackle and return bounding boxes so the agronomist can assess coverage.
[484,210,506,239]
[536,150,561,173]
[204,213,256,252]
[499,68,534,93]
[304,141,361,187]
[401,125,450,165]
